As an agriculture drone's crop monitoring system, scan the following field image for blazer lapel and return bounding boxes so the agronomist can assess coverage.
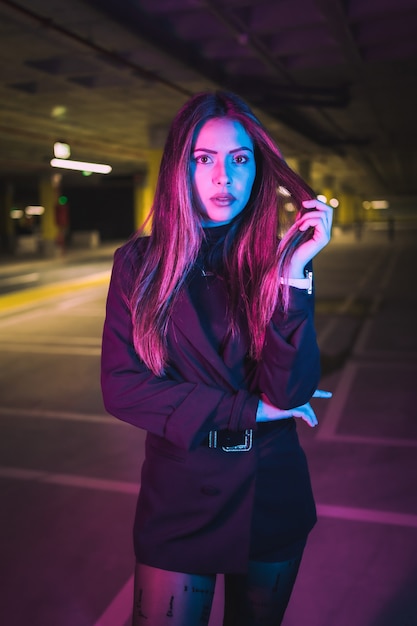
[170,286,242,390]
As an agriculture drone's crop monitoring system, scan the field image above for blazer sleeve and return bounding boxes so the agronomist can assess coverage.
[101,248,258,450]
[256,279,321,410]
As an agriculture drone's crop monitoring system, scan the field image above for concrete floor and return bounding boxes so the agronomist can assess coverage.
[1,223,416,626]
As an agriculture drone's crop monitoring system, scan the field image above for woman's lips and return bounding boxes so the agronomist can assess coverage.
[210,194,235,206]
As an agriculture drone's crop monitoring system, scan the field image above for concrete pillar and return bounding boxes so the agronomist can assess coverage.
[338,192,357,226]
[297,159,312,186]
[317,175,335,204]
[314,175,340,226]
[39,175,59,256]
[133,148,162,233]
[286,157,312,187]
[0,181,14,253]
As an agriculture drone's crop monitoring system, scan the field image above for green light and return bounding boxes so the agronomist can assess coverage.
[58,195,68,205]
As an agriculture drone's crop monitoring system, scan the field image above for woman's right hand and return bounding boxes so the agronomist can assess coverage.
[256,390,332,428]
[282,198,333,277]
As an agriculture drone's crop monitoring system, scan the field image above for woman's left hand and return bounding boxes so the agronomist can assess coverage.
[285,198,333,276]
[258,389,332,428]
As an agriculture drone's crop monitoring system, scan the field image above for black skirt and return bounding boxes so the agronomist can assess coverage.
[133,418,316,574]
[249,419,316,562]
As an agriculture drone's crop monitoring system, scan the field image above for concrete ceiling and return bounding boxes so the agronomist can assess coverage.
[1,0,417,204]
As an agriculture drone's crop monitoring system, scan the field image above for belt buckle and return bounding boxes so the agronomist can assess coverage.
[208,429,253,452]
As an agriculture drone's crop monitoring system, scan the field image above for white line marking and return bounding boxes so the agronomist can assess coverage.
[317,361,357,440]
[93,576,134,626]
[353,248,401,355]
[0,308,46,326]
[0,271,110,316]
[353,350,417,361]
[0,343,101,355]
[50,270,111,288]
[2,465,416,530]
[318,433,417,448]
[0,272,39,286]
[66,308,106,316]
[0,335,101,346]
[55,291,107,311]
[47,473,139,494]
[318,360,417,441]
[368,247,400,315]
[317,249,386,346]
[56,304,105,315]
[317,504,417,528]
[0,406,118,424]
[0,466,46,481]
[0,466,139,494]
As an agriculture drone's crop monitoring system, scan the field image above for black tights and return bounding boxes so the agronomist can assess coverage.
[132,556,302,626]
[223,557,302,625]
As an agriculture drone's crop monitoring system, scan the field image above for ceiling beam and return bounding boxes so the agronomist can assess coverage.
[0,0,193,98]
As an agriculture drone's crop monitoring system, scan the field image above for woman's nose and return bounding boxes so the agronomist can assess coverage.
[213,160,231,185]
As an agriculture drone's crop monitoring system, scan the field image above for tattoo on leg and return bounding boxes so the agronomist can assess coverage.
[166,595,174,617]
[134,588,148,620]
[132,564,215,625]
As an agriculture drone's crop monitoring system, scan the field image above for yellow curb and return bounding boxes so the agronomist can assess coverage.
[0,272,111,313]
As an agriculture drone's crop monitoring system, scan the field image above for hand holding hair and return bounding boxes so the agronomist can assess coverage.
[284,198,333,278]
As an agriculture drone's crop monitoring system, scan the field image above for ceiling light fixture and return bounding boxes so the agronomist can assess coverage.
[25,205,45,216]
[50,158,112,174]
[53,142,71,159]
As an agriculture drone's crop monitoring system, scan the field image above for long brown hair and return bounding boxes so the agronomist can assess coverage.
[126,91,316,375]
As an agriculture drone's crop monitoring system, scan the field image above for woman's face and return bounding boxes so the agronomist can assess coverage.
[190,117,256,226]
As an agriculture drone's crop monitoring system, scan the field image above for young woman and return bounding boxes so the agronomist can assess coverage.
[101,91,333,625]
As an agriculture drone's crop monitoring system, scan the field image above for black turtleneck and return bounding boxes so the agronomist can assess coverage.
[187,222,234,352]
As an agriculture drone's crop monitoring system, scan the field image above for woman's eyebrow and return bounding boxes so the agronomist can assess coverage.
[230,146,254,154]
[193,146,254,154]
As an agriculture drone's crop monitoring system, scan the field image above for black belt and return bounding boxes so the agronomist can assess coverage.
[201,420,293,452]
[203,429,253,452]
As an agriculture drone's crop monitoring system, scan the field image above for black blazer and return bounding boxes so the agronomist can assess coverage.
[101,242,320,573]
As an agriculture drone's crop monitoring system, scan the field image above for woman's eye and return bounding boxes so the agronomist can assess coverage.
[195,155,211,164]
[233,154,248,164]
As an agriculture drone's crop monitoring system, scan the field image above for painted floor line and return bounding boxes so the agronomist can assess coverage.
[316,249,386,347]
[2,464,416,529]
[317,361,357,440]
[362,247,400,317]
[0,272,40,286]
[93,575,134,626]
[0,405,120,424]
[54,290,107,311]
[0,334,101,345]
[353,252,410,359]
[352,348,417,361]
[0,342,101,355]
[56,305,105,315]
[0,466,139,494]
[0,307,46,326]
[317,432,417,448]
[317,359,417,442]
[0,271,110,312]
[47,472,139,494]
[317,504,417,528]
[3,403,415,450]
